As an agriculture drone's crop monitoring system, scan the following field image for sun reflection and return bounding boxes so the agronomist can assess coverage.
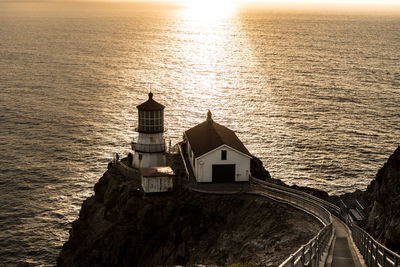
[180,0,238,21]
[175,1,238,108]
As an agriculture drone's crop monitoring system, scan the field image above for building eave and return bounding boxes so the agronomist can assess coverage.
[196,144,253,160]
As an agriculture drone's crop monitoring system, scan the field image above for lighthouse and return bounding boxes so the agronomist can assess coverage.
[131,92,166,168]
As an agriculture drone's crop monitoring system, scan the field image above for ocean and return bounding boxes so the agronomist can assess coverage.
[0,2,399,265]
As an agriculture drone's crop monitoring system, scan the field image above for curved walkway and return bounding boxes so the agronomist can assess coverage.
[188,180,365,267]
[328,216,364,267]
[178,144,365,266]
[331,217,356,267]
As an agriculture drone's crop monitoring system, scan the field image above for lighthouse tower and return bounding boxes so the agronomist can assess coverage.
[131,92,166,168]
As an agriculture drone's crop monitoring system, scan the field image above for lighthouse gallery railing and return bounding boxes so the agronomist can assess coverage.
[131,142,165,153]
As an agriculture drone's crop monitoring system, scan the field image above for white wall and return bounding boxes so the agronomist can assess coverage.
[132,152,166,168]
[195,145,250,183]
[142,176,174,193]
[136,132,164,144]
[132,132,166,168]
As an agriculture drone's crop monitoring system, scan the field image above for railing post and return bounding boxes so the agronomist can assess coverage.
[364,236,368,266]
[381,249,386,267]
[316,233,320,265]
[365,233,369,260]
[369,239,373,267]
[311,243,316,267]
[291,254,295,267]
[361,232,367,259]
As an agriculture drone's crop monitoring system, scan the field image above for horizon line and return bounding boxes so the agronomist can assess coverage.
[2,0,400,5]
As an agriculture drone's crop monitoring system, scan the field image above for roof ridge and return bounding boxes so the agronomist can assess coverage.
[185,118,251,158]
[210,120,224,144]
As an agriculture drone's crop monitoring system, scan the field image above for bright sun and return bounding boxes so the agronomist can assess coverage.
[181,0,238,20]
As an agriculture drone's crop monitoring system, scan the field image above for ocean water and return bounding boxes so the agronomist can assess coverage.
[0,2,399,265]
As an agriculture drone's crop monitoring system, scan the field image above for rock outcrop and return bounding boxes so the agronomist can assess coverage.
[364,146,400,253]
[58,163,322,266]
[250,156,272,181]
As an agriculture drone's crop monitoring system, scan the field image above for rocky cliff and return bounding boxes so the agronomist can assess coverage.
[57,163,321,266]
[364,146,400,253]
[250,156,272,181]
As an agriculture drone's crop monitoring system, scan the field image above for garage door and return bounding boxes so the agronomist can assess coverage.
[212,164,235,183]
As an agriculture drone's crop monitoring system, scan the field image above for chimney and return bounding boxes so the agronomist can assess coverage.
[207,110,213,123]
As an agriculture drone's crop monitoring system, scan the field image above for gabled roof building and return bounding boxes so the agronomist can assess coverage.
[184,111,252,183]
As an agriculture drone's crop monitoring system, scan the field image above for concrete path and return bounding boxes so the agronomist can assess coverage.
[330,216,360,267]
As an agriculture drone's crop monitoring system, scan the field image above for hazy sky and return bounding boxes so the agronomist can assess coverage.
[170,0,400,6]
[231,0,397,3]
[2,0,399,7]
[1,0,399,17]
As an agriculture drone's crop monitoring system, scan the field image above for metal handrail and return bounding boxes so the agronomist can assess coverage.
[355,200,364,216]
[251,177,400,267]
[251,178,332,225]
[350,221,400,267]
[280,224,333,267]
[254,178,340,217]
[250,177,334,267]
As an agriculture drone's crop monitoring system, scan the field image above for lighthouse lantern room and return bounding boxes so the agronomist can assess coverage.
[131,92,166,168]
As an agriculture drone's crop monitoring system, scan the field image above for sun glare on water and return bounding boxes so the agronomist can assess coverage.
[181,0,238,21]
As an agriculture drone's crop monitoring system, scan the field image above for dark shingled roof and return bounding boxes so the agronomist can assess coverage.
[185,117,252,158]
[137,92,165,111]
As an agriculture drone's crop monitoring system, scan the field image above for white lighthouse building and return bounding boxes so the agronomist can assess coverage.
[131,92,166,168]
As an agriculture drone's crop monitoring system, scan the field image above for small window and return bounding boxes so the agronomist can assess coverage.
[221,150,227,160]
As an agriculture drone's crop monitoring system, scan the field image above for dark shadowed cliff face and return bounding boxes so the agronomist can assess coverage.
[58,164,322,266]
[251,156,272,181]
[365,146,400,253]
